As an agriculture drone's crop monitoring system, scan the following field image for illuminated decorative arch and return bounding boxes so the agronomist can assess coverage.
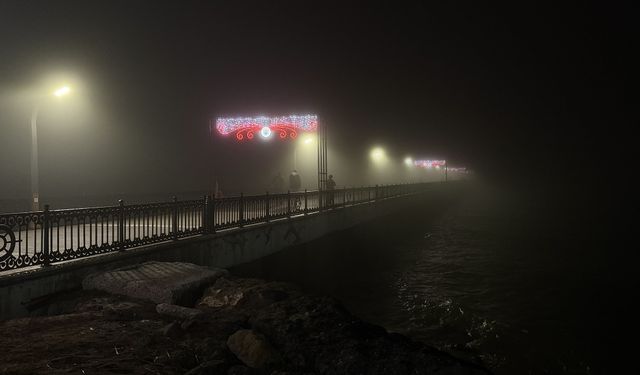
[215,114,318,141]
[414,159,446,169]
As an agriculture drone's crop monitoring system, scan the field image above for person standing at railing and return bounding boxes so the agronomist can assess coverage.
[289,170,301,192]
[326,174,336,206]
[289,170,302,210]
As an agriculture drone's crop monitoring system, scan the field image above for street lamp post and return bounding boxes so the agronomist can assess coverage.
[30,106,40,212]
[30,85,71,211]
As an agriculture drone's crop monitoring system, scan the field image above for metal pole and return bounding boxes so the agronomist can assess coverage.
[239,193,244,227]
[287,190,291,218]
[211,194,217,233]
[31,106,40,212]
[445,161,448,182]
[343,187,346,207]
[172,196,178,240]
[118,199,125,250]
[209,122,216,197]
[265,192,270,221]
[203,195,209,233]
[42,204,50,267]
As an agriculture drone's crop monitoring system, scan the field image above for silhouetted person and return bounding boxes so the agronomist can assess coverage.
[272,172,284,193]
[289,170,301,192]
[326,174,336,206]
[289,170,302,210]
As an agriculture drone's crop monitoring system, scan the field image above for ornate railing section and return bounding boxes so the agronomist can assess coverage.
[0,182,433,272]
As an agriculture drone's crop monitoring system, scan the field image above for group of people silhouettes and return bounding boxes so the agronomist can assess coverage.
[271,171,335,192]
[270,171,337,205]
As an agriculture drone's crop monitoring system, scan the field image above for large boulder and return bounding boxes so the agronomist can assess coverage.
[82,261,227,305]
[198,277,296,310]
[226,329,281,369]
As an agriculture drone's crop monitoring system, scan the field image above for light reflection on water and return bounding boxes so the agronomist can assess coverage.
[233,182,620,374]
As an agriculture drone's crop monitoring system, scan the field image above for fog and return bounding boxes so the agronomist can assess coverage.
[0,2,628,213]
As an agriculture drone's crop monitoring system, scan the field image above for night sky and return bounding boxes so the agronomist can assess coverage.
[0,1,631,202]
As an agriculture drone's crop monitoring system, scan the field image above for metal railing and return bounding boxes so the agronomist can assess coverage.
[0,182,434,273]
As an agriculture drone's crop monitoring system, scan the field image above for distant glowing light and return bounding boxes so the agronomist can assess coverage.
[449,167,468,173]
[303,136,313,144]
[260,126,272,138]
[414,159,446,169]
[404,157,413,166]
[53,86,71,97]
[215,114,318,141]
[370,147,387,163]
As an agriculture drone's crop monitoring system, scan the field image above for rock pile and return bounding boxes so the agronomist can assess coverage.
[0,262,491,374]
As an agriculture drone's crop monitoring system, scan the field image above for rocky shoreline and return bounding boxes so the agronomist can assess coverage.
[1,262,490,374]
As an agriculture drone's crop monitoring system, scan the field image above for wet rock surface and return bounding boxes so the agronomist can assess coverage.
[227,329,282,369]
[82,261,228,305]
[1,263,490,374]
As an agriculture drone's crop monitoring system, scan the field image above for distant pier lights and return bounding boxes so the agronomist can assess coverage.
[214,114,318,141]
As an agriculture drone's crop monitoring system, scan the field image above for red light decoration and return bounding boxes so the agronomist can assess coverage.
[215,114,317,141]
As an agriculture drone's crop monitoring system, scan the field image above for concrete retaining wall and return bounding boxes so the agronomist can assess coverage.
[0,189,440,320]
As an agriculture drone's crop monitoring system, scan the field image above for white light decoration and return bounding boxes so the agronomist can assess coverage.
[260,126,272,138]
[404,157,413,166]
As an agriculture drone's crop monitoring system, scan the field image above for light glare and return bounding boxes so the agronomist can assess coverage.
[53,86,71,97]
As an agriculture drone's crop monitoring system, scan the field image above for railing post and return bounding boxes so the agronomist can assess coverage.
[203,195,209,233]
[343,187,346,208]
[265,192,270,222]
[172,196,178,240]
[304,189,308,214]
[211,194,217,233]
[239,193,244,227]
[42,204,50,267]
[287,190,291,218]
[118,199,125,251]
[375,184,379,202]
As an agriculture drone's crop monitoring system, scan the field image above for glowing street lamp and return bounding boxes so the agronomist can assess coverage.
[53,86,71,97]
[404,156,413,166]
[294,134,316,170]
[31,85,73,211]
[303,135,314,145]
[370,147,386,163]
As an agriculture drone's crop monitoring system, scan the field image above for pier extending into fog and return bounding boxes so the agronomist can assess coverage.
[0,182,459,319]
